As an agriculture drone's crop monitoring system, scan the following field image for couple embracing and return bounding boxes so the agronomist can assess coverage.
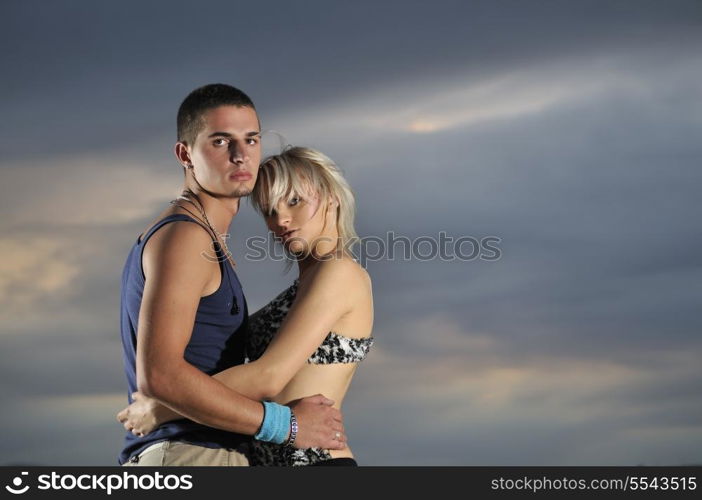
[117,84,374,467]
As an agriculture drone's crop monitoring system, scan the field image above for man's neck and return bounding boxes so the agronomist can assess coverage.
[180,186,241,236]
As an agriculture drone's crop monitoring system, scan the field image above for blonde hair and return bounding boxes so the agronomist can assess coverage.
[252,146,358,252]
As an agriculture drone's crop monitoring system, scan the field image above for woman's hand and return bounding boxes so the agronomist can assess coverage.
[116,392,179,437]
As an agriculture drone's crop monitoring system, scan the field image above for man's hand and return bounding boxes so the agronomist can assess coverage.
[117,391,178,437]
[288,394,346,450]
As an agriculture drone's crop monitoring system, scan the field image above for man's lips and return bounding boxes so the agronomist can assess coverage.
[229,171,252,181]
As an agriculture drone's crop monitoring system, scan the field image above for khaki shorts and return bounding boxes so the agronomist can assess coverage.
[123,441,249,466]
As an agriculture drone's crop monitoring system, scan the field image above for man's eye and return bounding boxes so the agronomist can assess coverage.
[247,137,259,145]
[213,138,228,146]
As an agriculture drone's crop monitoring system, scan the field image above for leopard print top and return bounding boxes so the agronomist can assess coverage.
[246,279,374,365]
[245,279,374,466]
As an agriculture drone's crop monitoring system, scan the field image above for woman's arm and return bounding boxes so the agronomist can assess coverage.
[215,259,359,399]
[118,258,360,430]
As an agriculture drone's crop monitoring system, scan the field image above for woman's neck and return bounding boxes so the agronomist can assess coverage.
[297,233,345,279]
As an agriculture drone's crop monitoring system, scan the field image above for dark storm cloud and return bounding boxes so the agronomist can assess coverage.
[1,0,700,159]
[0,333,125,399]
[1,0,701,465]
[326,55,702,360]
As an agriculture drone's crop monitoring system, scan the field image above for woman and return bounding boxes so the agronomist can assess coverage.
[118,147,374,466]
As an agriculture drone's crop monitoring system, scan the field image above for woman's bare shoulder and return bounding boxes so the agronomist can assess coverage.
[315,254,370,284]
[299,256,371,307]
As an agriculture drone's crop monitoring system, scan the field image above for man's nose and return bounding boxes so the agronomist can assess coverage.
[229,141,248,163]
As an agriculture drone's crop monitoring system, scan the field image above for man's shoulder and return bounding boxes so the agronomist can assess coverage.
[142,218,217,276]
[146,216,212,249]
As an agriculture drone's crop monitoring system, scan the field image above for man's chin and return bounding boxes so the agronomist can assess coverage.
[230,187,253,198]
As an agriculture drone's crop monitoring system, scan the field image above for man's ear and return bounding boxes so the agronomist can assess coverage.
[174,142,193,168]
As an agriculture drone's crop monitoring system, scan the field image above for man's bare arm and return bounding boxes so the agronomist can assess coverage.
[131,220,345,448]
[136,221,263,434]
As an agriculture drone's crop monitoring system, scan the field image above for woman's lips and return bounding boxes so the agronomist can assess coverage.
[280,229,298,241]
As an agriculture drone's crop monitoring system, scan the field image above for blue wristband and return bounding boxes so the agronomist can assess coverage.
[254,401,291,444]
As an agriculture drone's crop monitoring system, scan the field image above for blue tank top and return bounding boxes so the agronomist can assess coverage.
[118,213,248,464]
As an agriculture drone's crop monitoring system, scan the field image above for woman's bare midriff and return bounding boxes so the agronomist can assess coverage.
[273,362,359,459]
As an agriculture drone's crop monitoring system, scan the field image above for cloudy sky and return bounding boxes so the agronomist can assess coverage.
[1,0,701,465]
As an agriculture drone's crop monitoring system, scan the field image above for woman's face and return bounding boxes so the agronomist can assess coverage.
[264,189,333,255]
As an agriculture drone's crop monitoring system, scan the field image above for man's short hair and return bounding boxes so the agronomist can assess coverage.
[177,83,257,146]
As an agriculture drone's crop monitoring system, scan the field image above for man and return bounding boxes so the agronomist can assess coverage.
[118,84,345,466]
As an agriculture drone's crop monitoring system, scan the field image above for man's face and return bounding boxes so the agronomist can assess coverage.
[187,105,261,198]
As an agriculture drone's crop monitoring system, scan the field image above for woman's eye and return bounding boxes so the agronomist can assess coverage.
[289,197,300,206]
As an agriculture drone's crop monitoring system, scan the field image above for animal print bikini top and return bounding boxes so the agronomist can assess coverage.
[246,279,374,364]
